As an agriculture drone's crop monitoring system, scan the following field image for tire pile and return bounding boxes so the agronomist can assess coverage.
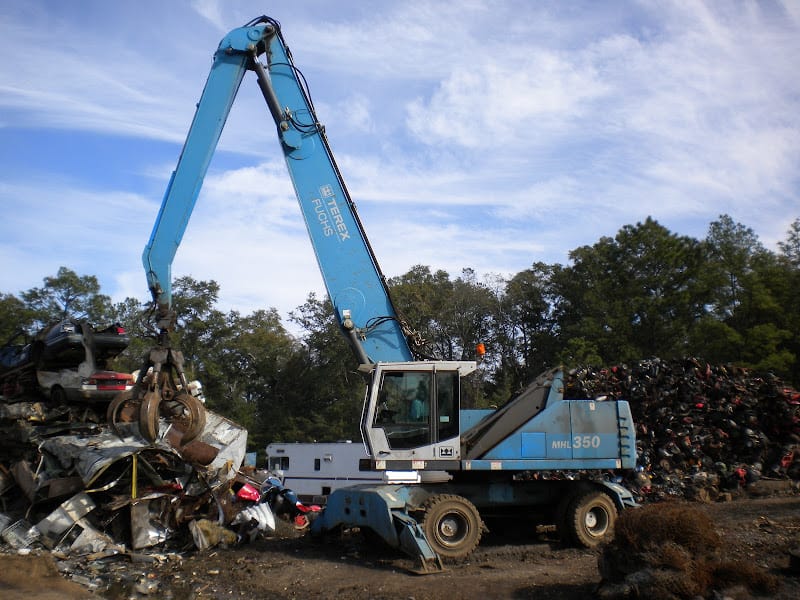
[564,358,800,501]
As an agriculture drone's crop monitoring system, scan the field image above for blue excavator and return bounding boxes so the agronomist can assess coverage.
[127,16,637,572]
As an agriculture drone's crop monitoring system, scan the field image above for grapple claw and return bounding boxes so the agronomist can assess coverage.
[107,390,136,436]
[109,344,206,445]
[139,392,161,443]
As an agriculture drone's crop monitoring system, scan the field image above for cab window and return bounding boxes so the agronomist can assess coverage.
[374,370,459,449]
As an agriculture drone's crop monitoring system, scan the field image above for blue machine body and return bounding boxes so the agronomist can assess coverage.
[142,19,412,363]
[140,17,637,572]
[460,400,637,470]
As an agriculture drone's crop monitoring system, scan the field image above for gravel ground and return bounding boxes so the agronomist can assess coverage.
[1,486,798,600]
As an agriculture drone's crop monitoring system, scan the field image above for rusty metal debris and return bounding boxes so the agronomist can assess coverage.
[0,389,281,595]
[0,318,287,598]
[565,358,800,500]
[115,346,207,444]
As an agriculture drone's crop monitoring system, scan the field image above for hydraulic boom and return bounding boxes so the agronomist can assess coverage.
[142,16,414,364]
[127,16,638,571]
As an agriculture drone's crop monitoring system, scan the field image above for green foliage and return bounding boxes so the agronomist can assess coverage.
[277,293,365,442]
[742,323,794,372]
[388,266,497,406]
[704,215,767,323]
[20,267,112,328]
[686,317,743,364]
[700,217,797,377]
[2,211,799,448]
[0,294,36,344]
[778,218,800,268]
[389,265,496,362]
[388,265,456,358]
[107,296,152,373]
[556,337,604,369]
[555,218,707,363]
[491,263,559,392]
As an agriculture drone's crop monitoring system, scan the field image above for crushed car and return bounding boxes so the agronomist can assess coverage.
[0,319,133,403]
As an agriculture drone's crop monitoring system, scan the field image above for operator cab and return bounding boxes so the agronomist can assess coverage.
[360,361,476,466]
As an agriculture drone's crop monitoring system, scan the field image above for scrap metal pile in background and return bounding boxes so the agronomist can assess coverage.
[565,358,800,501]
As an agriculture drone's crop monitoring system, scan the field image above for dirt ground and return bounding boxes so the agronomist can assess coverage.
[1,488,799,600]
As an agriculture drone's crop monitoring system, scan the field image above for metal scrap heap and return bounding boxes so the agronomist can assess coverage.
[0,401,262,562]
[565,358,800,500]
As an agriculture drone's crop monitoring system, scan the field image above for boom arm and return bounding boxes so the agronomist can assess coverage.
[140,18,636,511]
[142,16,413,363]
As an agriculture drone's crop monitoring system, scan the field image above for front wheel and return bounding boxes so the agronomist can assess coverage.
[563,490,617,548]
[421,494,483,559]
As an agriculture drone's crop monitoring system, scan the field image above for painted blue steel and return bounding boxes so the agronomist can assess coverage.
[463,457,626,470]
[460,409,494,432]
[311,483,442,569]
[600,480,639,508]
[264,32,412,363]
[474,400,637,469]
[142,26,262,307]
[313,483,403,546]
[142,22,412,362]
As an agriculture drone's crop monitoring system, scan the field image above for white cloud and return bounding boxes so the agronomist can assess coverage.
[406,51,609,149]
[190,0,228,33]
[0,0,798,330]
[0,181,153,298]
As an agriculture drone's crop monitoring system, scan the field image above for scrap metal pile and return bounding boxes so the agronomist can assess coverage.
[0,399,281,568]
[565,358,800,501]
[0,317,294,576]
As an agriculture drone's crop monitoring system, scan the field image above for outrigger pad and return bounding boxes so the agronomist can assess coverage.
[393,510,445,574]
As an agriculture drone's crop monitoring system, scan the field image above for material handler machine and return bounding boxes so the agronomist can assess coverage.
[130,16,637,571]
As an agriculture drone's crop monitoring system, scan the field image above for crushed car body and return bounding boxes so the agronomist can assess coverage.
[0,320,132,403]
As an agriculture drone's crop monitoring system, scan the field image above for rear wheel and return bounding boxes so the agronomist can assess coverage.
[563,490,617,548]
[421,494,482,559]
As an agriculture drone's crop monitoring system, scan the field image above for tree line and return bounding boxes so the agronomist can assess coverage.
[1,214,798,451]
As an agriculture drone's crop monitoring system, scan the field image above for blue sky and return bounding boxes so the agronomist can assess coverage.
[1,1,798,330]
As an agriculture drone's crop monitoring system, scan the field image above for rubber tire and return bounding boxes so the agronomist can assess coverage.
[555,493,574,545]
[563,490,617,548]
[421,494,482,560]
